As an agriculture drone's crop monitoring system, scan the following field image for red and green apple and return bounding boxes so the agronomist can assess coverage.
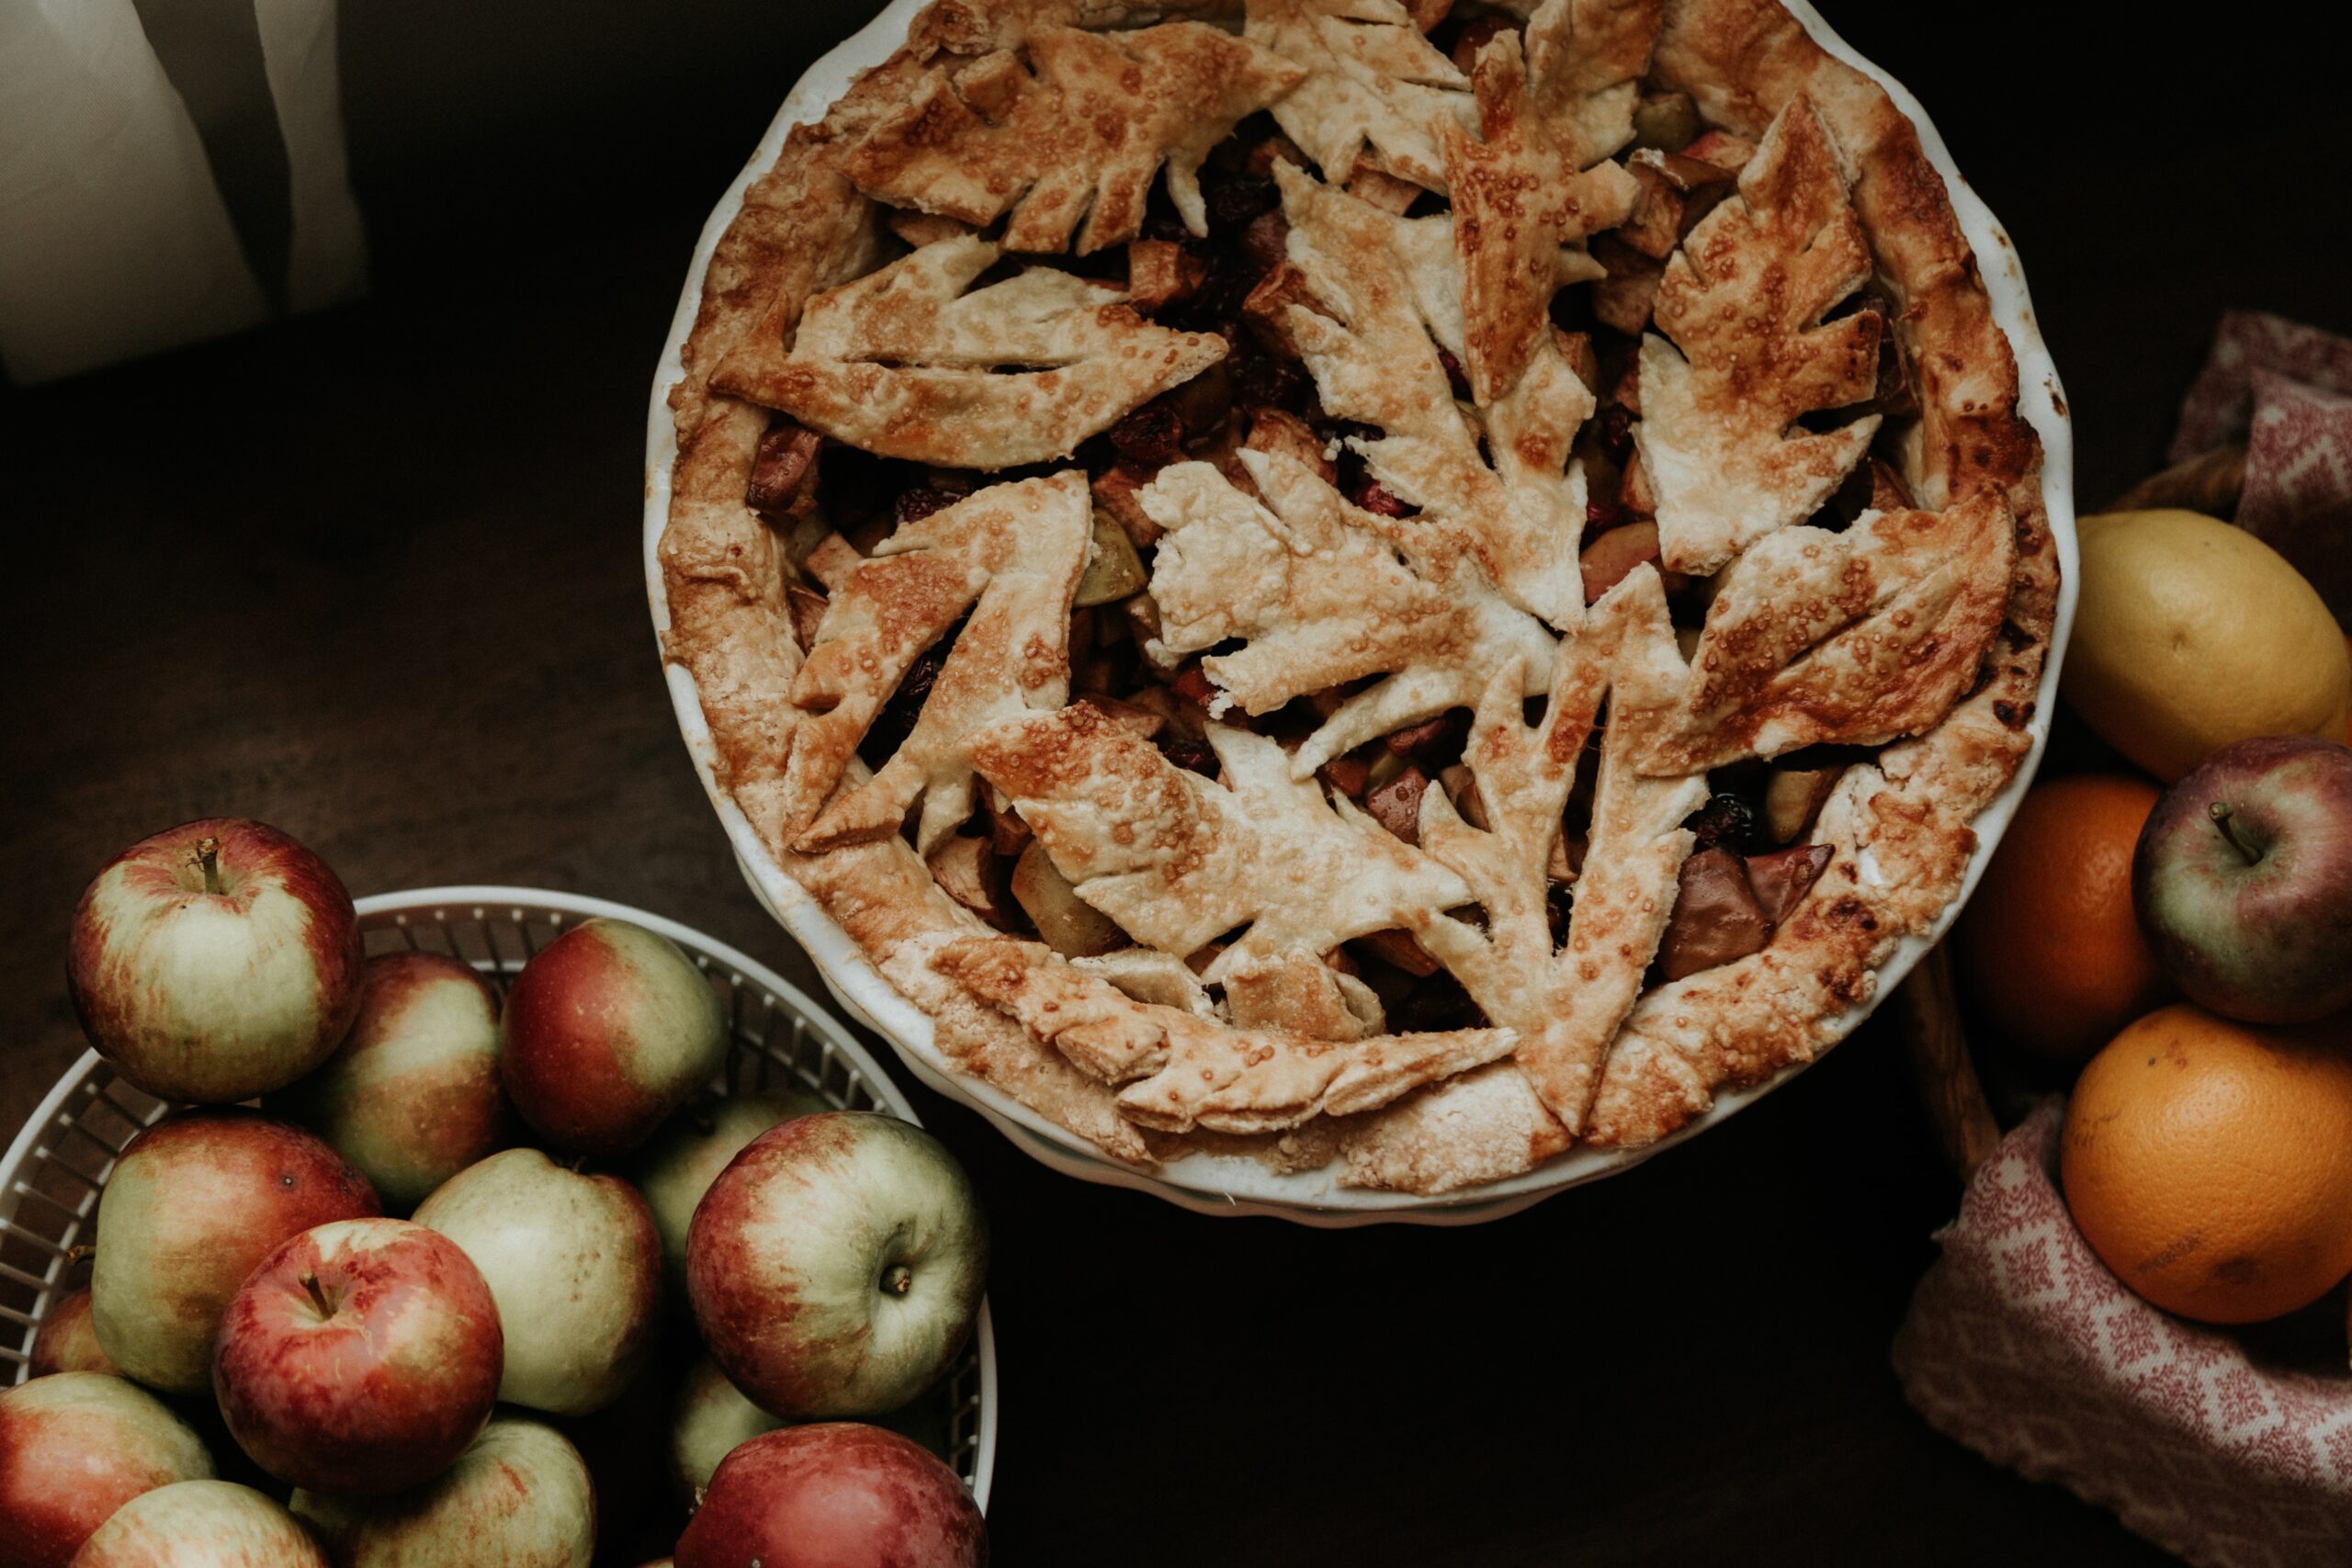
[687,1112,985,1420]
[213,1218,502,1495]
[92,1111,379,1394]
[497,919,728,1157]
[280,952,514,1211]
[67,819,363,1104]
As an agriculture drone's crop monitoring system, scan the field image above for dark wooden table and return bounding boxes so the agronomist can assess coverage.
[7,5,2346,1562]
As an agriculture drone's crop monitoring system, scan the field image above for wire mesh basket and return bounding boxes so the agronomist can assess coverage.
[0,886,997,1509]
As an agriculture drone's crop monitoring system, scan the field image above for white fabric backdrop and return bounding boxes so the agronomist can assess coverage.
[0,0,361,384]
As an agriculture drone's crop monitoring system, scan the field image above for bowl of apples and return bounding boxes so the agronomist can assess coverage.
[0,819,996,1567]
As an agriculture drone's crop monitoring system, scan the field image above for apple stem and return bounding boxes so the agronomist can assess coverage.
[191,836,223,896]
[2209,802,2259,866]
[882,1264,914,1298]
[300,1271,334,1317]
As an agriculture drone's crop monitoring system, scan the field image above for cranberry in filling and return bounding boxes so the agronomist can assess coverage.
[1686,791,1763,855]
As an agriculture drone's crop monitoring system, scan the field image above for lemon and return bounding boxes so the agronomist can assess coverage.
[2064,509,2350,781]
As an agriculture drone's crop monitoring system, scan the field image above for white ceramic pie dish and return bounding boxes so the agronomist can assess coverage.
[643,0,2077,1226]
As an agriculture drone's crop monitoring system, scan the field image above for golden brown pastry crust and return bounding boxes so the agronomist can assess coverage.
[842,23,1304,253]
[1247,0,1474,192]
[1635,93,1882,574]
[717,237,1231,468]
[1444,28,1640,407]
[784,471,1092,852]
[657,0,2055,1197]
[1576,0,2056,1150]
[1143,450,1559,767]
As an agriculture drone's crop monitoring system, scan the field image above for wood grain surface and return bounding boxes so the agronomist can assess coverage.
[5,4,2346,1562]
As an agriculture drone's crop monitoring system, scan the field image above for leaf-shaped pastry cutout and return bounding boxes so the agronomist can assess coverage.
[1274,162,1591,631]
[716,235,1227,469]
[1245,0,1474,191]
[1069,948,1221,1021]
[1222,946,1388,1040]
[844,25,1306,254]
[1141,450,1557,775]
[1520,0,1661,169]
[1411,654,1602,1010]
[967,702,1472,981]
[1622,491,2018,775]
[1412,569,1708,1131]
[1634,94,1883,574]
[1338,1059,1574,1194]
[1442,26,1640,405]
[782,472,1091,853]
[933,937,1516,1134]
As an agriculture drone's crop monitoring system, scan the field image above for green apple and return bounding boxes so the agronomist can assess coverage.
[413,1149,660,1416]
[635,1089,826,1282]
[670,1355,783,1506]
[291,1418,591,1568]
[71,1480,324,1567]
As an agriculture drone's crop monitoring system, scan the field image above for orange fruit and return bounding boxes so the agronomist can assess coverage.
[2063,1004,2352,1323]
[1953,773,2169,1066]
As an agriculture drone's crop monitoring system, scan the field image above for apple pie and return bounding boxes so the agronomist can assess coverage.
[658,0,2055,1194]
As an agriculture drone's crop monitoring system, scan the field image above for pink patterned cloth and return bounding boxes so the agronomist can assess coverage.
[1893,1102,2352,1567]
[2171,310,2352,617]
[2238,370,2352,619]
[2172,310,2352,463]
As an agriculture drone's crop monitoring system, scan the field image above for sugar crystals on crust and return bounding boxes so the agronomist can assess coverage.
[656,0,2056,1198]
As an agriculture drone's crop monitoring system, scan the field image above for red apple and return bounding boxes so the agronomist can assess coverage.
[0,1371,211,1568]
[412,1148,660,1416]
[687,1113,987,1419]
[213,1218,501,1495]
[2133,735,2352,1022]
[93,1111,379,1393]
[673,1425,985,1568]
[27,1288,117,1378]
[635,1089,825,1282]
[67,819,363,1103]
[497,918,728,1156]
[289,1417,594,1567]
[280,952,514,1211]
[66,1480,326,1567]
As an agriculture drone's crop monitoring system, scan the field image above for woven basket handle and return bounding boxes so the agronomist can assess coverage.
[2106,443,2248,517]
[1896,944,2003,1179]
